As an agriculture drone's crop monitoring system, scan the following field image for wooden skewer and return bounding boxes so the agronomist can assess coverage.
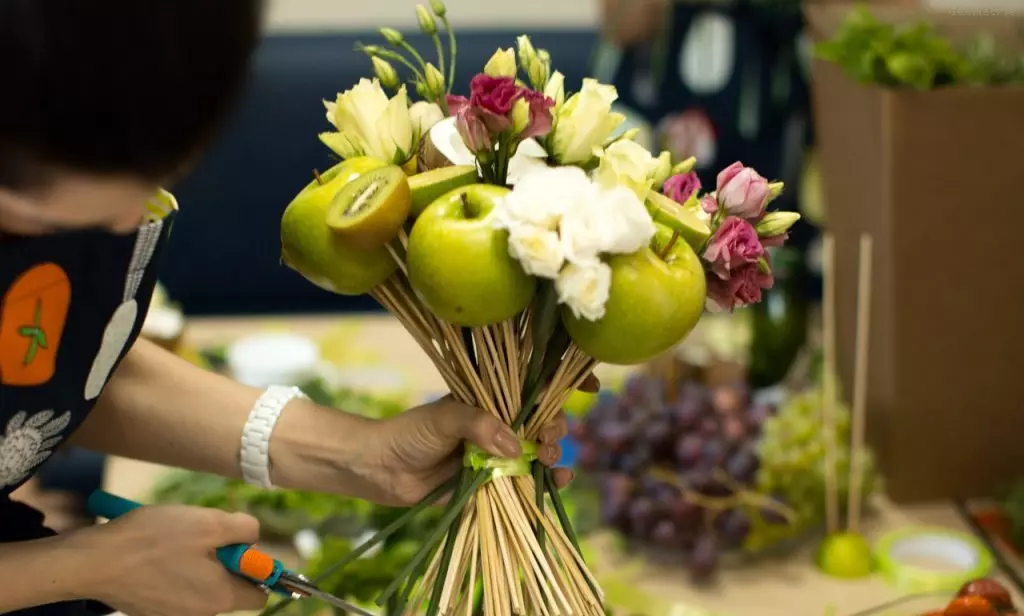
[821,234,840,535]
[847,233,874,534]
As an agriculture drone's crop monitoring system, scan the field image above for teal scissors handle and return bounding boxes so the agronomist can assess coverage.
[86,490,290,595]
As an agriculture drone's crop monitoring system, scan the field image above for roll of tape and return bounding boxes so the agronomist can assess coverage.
[874,527,993,593]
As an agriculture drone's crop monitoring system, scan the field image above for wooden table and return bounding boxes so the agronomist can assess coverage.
[103,314,1020,616]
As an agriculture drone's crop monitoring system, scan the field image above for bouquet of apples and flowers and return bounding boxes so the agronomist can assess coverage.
[276,2,800,614]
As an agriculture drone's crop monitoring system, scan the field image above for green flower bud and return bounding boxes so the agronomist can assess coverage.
[415,80,431,99]
[429,0,447,17]
[527,57,549,91]
[754,211,801,238]
[671,156,697,175]
[360,44,382,56]
[537,49,551,66]
[415,5,437,35]
[618,128,640,142]
[768,181,785,201]
[516,35,537,69]
[371,57,399,90]
[380,28,404,46]
[424,62,446,99]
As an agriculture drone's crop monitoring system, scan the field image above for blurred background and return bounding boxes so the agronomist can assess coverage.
[18,1,1024,614]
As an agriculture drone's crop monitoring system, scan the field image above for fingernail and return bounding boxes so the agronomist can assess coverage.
[540,425,558,443]
[543,445,559,463]
[494,428,521,458]
[565,470,576,483]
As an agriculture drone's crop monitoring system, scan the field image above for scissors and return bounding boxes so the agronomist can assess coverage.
[87,490,377,616]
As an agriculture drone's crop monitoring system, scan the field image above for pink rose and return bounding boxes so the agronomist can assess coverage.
[455,109,492,156]
[517,89,555,139]
[469,74,523,114]
[662,172,701,204]
[716,161,770,219]
[706,263,774,311]
[447,94,471,116]
[703,217,764,280]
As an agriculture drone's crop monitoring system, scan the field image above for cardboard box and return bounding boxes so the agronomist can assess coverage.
[807,4,1024,502]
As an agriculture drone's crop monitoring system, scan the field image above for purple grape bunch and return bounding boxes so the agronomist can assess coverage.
[574,372,788,582]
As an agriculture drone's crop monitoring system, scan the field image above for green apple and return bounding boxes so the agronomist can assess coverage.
[280,157,397,295]
[563,224,706,365]
[406,184,537,326]
[816,532,873,578]
[645,191,711,252]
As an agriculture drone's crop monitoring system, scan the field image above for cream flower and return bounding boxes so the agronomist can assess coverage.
[507,225,565,279]
[593,139,663,201]
[409,101,444,139]
[322,79,414,164]
[496,166,593,231]
[549,79,626,165]
[556,259,612,322]
[484,47,517,78]
[558,184,655,262]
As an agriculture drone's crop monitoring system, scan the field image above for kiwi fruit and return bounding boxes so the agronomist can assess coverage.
[325,165,412,250]
[645,191,712,251]
[408,166,479,217]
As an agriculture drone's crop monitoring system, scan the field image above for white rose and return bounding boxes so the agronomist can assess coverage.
[593,185,656,254]
[556,259,612,322]
[507,224,566,279]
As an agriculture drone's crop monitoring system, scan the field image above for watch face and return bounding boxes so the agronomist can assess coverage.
[659,108,718,169]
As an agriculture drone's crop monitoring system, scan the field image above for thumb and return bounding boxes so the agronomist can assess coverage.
[215,511,261,545]
[441,401,521,460]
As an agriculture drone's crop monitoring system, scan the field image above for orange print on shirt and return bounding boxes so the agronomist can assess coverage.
[0,263,72,386]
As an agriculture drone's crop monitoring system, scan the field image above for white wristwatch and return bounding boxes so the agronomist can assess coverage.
[240,385,307,489]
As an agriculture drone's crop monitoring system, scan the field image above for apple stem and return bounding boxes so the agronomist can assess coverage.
[659,231,680,260]
[313,169,324,185]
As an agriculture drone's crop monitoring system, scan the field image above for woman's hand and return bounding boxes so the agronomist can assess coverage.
[355,375,599,507]
[76,505,269,616]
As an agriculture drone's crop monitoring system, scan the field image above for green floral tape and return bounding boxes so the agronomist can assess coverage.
[464,442,538,480]
[874,527,993,593]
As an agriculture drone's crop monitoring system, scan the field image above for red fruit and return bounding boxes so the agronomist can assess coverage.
[944,596,997,616]
[920,611,944,616]
[957,579,1013,609]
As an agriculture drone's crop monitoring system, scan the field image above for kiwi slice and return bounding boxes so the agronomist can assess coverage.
[326,165,412,250]
[408,165,479,217]
[645,191,712,251]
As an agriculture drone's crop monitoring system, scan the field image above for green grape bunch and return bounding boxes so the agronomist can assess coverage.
[746,389,881,551]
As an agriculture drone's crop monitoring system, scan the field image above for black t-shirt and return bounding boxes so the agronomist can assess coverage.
[0,195,176,614]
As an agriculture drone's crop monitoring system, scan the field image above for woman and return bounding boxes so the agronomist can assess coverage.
[0,2,579,614]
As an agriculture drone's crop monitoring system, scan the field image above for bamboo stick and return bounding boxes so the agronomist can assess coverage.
[847,234,874,534]
[821,234,840,534]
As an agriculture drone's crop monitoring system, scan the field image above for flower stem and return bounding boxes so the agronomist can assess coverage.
[543,468,580,554]
[312,169,323,185]
[432,33,446,85]
[359,44,427,85]
[425,470,470,616]
[397,40,430,74]
[376,470,489,606]
[534,462,546,550]
[258,475,459,616]
[441,16,457,93]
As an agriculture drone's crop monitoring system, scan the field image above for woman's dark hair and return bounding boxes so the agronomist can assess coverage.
[0,0,264,189]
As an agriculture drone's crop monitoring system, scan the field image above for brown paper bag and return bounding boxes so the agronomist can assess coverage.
[807,3,1024,502]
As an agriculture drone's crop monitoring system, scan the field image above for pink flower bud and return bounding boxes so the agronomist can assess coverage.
[706,262,774,311]
[716,161,771,219]
[455,109,492,157]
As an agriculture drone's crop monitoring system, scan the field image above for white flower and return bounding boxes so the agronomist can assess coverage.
[558,184,655,262]
[427,117,549,186]
[507,225,565,279]
[495,165,594,231]
[594,185,657,253]
[556,259,612,322]
[322,79,414,164]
